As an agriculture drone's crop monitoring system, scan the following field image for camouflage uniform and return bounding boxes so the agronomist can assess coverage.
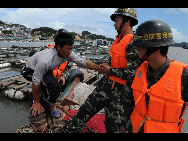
[68,44,139,133]
[122,58,188,133]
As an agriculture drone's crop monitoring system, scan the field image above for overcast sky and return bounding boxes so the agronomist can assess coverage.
[0,8,188,43]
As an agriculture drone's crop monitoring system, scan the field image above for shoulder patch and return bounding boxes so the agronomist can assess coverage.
[137,71,142,78]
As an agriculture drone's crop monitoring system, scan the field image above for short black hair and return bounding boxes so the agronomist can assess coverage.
[147,46,169,57]
[160,46,169,57]
[122,16,134,27]
[54,32,74,48]
[129,17,135,27]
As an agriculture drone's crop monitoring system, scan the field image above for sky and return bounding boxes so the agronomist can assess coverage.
[0,8,188,43]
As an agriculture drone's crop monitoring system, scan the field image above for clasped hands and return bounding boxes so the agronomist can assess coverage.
[98,63,111,76]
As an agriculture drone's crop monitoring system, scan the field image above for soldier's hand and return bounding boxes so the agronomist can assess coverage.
[99,64,111,76]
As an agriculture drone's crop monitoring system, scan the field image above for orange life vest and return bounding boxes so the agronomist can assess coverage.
[53,61,68,79]
[108,34,133,85]
[130,60,187,133]
[48,44,55,48]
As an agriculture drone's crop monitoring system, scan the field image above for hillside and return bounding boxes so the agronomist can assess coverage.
[171,42,188,47]
[0,20,30,36]
[31,27,114,41]
[31,27,56,37]
[70,31,114,42]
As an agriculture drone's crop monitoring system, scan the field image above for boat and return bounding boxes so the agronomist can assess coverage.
[99,45,109,49]
[183,45,188,49]
[0,62,11,68]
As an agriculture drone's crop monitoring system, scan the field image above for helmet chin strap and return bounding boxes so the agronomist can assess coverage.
[117,17,129,38]
[117,23,124,38]
[138,47,161,66]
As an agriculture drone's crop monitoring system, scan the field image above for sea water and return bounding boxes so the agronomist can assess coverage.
[0,42,55,48]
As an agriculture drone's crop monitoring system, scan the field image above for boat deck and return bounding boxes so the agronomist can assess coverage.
[0,65,99,99]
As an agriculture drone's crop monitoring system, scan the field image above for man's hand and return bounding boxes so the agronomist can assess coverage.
[99,62,110,67]
[31,83,43,116]
[29,102,44,116]
[58,76,66,85]
[85,61,100,71]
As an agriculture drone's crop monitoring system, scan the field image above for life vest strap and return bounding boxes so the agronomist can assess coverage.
[135,108,182,132]
[111,76,116,89]
[136,115,150,132]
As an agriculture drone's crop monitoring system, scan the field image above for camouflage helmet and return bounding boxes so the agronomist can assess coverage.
[110,8,138,26]
[56,29,69,34]
[132,19,175,47]
[54,29,69,39]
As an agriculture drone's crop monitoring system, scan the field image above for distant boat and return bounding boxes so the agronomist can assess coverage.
[183,45,188,49]
[99,45,109,49]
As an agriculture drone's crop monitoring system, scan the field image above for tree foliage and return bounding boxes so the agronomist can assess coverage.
[2,30,13,34]
[81,31,114,41]
[69,32,77,38]
[31,27,57,37]
[31,27,114,41]
[0,20,5,25]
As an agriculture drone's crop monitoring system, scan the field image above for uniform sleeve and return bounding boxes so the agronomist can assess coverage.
[32,61,48,85]
[68,52,87,68]
[121,69,137,131]
[110,45,139,80]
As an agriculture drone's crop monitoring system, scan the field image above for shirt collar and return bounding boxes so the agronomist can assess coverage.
[147,58,171,79]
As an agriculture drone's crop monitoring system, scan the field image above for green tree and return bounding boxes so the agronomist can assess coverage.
[31,27,56,37]
[2,30,13,34]
[82,31,91,36]
[0,20,5,25]
[70,32,77,39]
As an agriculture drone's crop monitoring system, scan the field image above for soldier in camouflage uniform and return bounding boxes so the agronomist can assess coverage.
[122,19,188,133]
[65,8,139,133]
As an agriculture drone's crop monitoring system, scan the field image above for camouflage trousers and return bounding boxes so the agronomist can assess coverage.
[69,76,125,133]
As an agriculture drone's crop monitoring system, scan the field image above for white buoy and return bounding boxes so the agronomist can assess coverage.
[5,89,25,100]
[5,89,16,99]
[20,60,26,63]
[14,91,24,100]
[0,63,11,68]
